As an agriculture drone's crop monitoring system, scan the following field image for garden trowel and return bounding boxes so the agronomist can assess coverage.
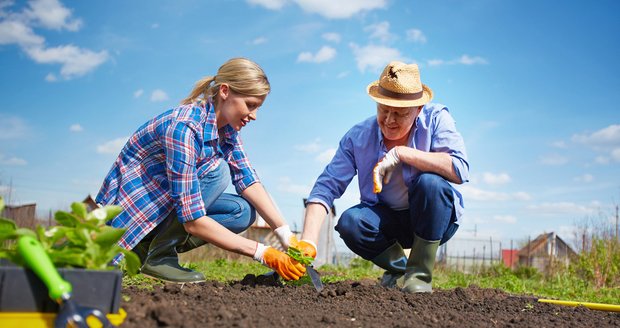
[306,265,324,292]
[17,235,113,328]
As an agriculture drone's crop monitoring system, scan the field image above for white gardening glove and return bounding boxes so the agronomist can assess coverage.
[373,147,400,193]
[274,225,294,249]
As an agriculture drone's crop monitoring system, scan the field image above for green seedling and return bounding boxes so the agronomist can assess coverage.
[286,246,314,266]
[0,197,140,275]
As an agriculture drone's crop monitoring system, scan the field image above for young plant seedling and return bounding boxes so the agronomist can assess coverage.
[286,246,314,266]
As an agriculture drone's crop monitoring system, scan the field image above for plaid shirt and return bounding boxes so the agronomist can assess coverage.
[96,99,259,253]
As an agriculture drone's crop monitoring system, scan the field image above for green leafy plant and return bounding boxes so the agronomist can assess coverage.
[286,246,314,266]
[0,197,140,275]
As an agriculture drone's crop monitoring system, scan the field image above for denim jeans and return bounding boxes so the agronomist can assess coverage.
[335,173,459,260]
[146,159,256,239]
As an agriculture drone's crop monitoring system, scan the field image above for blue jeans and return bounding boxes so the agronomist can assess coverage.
[150,160,256,238]
[335,173,458,260]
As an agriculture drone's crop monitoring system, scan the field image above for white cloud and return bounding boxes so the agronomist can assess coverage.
[0,19,44,46]
[150,89,169,102]
[493,215,517,224]
[45,73,57,81]
[297,45,336,63]
[550,140,567,148]
[0,1,108,80]
[295,139,322,153]
[336,71,349,78]
[572,124,620,150]
[277,176,312,195]
[612,148,620,162]
[250,36,267,45]
[573,124,620,162]
[96,137,128,154]
[69,123,83,132]
[248,0,387,18]
[349,43,407,73]
[594,155,609,165]
[481,172,511,185]
[427,59,444,67]
[526,201,599,216]
[293,0,387,19]
[247,0,287,10]
[133,89,144,98]
[322,32,341,43]
[459,185,531,202]
[25,0,82,31]
[573,173,593,183]
[406,28,426,44]
[426,55,488,67]
[0,153,27,166]
[364,21,394,43]
[25,45,109,79]
[316,148,336,164]
[457,54,488,65]
[0,114,28,140]
[539,153,568,165]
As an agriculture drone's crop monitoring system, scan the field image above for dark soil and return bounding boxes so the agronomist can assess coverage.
[121,275,619,327]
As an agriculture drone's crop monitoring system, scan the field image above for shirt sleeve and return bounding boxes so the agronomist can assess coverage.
[224,134,260,194]
[162,121,206,223]
[307,135,357,209]
[431,109,470,183]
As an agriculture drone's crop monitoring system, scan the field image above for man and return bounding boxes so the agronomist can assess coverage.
[299,61,469,293]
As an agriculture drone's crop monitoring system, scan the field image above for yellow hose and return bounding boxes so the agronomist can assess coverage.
[538,299,620,312]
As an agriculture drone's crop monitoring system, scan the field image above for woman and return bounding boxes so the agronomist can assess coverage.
[96,58,307,282]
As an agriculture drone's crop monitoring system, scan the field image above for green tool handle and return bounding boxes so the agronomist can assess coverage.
[17,235,72,302]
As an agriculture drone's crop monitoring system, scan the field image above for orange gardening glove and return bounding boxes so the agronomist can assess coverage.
[289,235,317,259]
[254,243,306,280]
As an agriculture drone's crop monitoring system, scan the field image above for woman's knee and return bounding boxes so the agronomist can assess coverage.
[232,198,256,232]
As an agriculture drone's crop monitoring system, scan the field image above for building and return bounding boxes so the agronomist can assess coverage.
[517,232,577,272]
[1,202,37,229]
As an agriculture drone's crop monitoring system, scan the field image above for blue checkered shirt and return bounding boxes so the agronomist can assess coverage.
[96,100,259,254]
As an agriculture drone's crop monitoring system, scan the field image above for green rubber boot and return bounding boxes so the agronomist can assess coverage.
[371,242,407,288]
[140,217,206,283]
[401,235,440,293]
[176,235,208,254]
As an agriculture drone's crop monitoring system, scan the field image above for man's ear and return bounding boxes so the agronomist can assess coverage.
[219,83,230,100]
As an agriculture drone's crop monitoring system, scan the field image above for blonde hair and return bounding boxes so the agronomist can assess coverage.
[181,58,270,105]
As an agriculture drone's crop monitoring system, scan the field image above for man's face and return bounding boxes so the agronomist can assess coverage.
[376,103,422,141]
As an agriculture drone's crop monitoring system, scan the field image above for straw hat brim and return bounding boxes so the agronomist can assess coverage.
[366,81,433,107]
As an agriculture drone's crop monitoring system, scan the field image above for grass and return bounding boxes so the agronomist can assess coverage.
[122,257,619,305]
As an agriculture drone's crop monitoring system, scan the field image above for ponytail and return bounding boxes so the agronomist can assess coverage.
[181,58,270,106]
[180,76,215,105]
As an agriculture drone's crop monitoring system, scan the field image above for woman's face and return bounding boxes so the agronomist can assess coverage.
[217,85,266,131]
[376,104,421,141]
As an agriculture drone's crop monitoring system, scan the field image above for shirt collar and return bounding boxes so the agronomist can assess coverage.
[199,99,238,143]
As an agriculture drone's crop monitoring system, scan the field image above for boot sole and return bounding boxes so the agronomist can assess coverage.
[140,272,206,284]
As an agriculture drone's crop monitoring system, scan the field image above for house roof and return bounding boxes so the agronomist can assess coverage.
[517,232,577,257]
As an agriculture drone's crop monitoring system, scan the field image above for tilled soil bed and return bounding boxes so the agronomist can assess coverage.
[121,275,619,327]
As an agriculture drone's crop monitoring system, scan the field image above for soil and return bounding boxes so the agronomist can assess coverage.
[121,275,620,327]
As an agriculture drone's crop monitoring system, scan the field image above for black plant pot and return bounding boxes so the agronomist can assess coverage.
[0,264,122,314]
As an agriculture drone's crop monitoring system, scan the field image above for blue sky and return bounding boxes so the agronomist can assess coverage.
[1,0,619,252]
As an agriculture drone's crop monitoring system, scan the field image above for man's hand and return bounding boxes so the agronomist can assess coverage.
[289,236,317,259]
[373,147,400,193]
[254,243,306,280]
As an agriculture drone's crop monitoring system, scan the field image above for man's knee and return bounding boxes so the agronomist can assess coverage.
[411,173,452,198]
[335,207,359,241]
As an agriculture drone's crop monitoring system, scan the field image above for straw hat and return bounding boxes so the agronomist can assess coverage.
[367,61,433,107]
